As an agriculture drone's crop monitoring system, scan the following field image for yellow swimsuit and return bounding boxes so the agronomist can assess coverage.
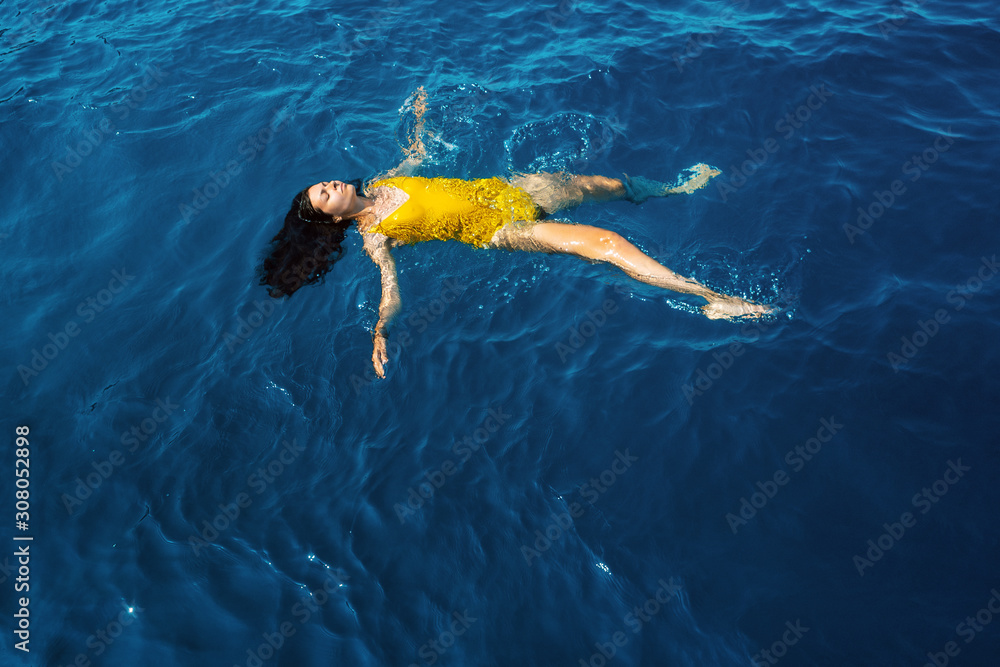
[365,176,544,247]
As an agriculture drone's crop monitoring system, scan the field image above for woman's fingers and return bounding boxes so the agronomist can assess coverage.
[372,336,389,378]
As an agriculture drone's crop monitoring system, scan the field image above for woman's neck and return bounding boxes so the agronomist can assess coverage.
[351,194,379,231]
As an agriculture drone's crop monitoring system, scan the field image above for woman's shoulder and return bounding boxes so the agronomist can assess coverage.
[365,182,409,201]
[358,183,411,234]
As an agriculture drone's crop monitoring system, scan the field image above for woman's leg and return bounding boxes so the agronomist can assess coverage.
[511,164,721,214]
[490,221,771,320]
[511,172,626,214]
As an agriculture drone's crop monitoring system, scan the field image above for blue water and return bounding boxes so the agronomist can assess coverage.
[3,0,1000,665]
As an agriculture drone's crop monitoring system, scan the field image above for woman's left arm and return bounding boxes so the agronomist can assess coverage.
[386,86,428,178]
[363,232,401,378]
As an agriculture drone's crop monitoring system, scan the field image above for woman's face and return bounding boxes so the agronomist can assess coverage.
[307,180,357,218]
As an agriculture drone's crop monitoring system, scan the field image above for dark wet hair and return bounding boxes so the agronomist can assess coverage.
[258,180,364,298]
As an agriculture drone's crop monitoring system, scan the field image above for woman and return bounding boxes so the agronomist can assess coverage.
[260,89,772,378]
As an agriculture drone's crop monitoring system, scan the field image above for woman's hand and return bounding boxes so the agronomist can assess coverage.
[407,86,428,159]
[372,326,389,378]
[412,85,427,121]
[387,87,429,178]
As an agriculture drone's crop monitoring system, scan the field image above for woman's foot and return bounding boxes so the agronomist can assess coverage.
[701,295,774,321]
[667,163,721,195]
[623,163,722,203]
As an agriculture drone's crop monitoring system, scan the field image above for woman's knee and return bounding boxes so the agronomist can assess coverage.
[576,174,624,192]
[590,228,626,252]
[557,225,628,261]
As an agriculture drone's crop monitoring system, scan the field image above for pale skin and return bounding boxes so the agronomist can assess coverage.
[307,88,773,378]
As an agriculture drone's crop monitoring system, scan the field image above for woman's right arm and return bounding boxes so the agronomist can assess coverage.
[363,232,401,378]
